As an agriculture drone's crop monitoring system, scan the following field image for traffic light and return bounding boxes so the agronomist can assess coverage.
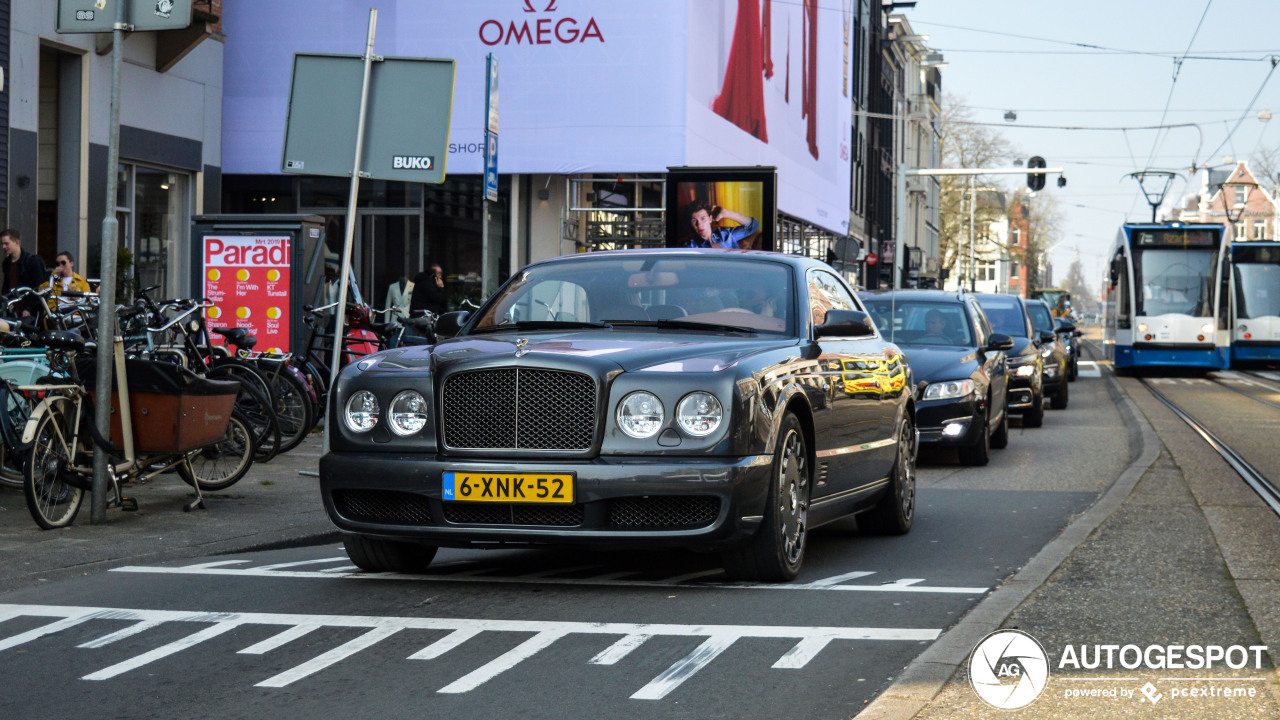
[1027,156,1046,191]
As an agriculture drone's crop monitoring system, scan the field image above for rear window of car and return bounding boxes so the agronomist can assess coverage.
[1025,302,1056,334]
[862,299,976,347]
[974,296,1030,338]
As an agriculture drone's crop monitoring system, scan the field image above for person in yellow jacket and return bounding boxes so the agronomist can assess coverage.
[39,250,91,309]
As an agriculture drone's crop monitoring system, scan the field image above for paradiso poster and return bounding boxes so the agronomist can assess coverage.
[201,236,292,353]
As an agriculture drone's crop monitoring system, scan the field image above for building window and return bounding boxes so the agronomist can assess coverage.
[1235,186,1247,205]
[1010,227,1021,246]
[1235,222,1246,239]
[1010,261,1020,278]
[976,260,996,283]
[1255,220,1268,239]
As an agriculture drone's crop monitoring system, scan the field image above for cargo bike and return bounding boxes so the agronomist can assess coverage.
[17,328,255,529]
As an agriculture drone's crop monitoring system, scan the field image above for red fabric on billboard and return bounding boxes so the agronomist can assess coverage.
[803,0,818,159]
[712,0,768,143]
[762,0,773,79]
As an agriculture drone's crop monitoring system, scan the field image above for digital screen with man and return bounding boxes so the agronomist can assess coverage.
[667,172,775,251]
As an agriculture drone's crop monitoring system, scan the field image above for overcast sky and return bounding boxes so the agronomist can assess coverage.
[901,0,1280,289]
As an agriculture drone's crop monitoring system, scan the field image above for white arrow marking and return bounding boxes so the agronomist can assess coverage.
[408,628,482,660]
[257,626,401,688]
[238,624,322,655]
[437,630,569,694]
[83,622,244,681]
[772,636,836,669]
[632,634,738,700]
[590,633,652,665]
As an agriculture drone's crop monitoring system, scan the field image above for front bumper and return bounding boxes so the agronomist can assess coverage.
[320,452,775,549]
[1006,373,1039,411]
[916,396,982,445]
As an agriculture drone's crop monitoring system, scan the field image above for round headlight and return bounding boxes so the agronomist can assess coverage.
[1200,322,1215,334]
[617,391,664,438]
[388,390,428,436]
[344,390,380,433]
[676,392,723,437]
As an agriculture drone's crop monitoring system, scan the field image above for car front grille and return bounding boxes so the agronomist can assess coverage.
[333,489,432,525]
[442,503,585,527]
[608,496,719,529]
[441,368,597,450]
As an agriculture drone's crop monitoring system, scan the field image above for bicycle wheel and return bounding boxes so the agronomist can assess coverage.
[208,364,281,463]
[177,411,256,492]
[257,361,314,454]
[0,391,33,488]
[23,400,86,529]
[296,358,329,422]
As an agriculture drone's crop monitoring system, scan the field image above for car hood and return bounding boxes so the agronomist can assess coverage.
[897,345,979,383]
[362,330,801,375]
[1007,335,1036,360]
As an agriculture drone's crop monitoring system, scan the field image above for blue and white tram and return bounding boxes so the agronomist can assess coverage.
[1228,240,1280,365]
[1103,222,1229,371]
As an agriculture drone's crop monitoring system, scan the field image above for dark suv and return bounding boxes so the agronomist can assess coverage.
[972,293,1044,427]
[862,290,1014,466]
[1023,299,1071,409]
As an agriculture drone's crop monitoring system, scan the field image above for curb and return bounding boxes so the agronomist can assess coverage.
[855,342,1160,720]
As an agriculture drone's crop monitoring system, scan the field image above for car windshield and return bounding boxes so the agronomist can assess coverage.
[470,255,794,335]
[862,299,975,347]
[1025,302,1056,334]
[974,296,1029,338]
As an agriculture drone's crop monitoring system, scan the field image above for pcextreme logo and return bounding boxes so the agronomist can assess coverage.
[969,630,1051,710]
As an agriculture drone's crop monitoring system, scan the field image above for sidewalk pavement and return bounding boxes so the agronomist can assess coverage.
[0,433,337,593]
[860,350,1280,719]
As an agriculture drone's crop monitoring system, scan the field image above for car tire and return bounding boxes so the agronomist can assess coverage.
[990,406,1009,450]
[343,534,438,573]
[1069,357,1079,382]
[723,413,809,582]
[957,412,990,466]
[1022,391,1045,428]
[1051,378,1069,410]
[858,415,916,535]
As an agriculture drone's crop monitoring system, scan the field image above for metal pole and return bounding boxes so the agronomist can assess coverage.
[91,0,128,524]
[323,8,378,455]
[894,162,906,290]
[968,175,976,292]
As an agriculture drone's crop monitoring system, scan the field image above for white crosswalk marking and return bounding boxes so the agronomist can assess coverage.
[0,603,939,699]
[1077,361,1102,378]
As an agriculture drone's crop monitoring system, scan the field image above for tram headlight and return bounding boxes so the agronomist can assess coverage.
[1137,323,1149,333]
[1200,322,1215,334]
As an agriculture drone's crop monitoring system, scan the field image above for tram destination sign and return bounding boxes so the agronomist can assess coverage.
[57,0,193,34]
[281,53,456,184]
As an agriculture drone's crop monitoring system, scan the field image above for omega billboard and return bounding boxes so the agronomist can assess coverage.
[223,0,853,235]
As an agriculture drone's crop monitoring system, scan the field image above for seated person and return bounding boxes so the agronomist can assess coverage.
[918,309,955,344]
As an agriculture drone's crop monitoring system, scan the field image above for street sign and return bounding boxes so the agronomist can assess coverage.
[57,0,193,34]
[485,53,499,135]
[484,131,499,202]
[281,53,456,184]
[866,253,878,266]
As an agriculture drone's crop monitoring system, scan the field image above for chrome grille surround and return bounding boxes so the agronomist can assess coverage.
[441,368,597,451]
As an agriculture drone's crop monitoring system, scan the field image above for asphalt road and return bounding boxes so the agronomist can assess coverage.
[0,364,1133,720]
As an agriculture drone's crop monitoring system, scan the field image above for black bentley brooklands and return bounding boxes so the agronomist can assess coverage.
[321,250,917,582]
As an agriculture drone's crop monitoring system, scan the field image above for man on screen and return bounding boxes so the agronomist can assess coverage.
[686,201,760,249]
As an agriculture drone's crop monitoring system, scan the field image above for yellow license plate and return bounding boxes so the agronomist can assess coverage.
[442,472,574,503]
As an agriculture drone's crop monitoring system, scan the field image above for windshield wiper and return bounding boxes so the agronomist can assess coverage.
[470,320,612,334]
[654,318,758,334]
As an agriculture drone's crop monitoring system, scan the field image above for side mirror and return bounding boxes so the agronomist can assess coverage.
[435,310,471,338]
[1039,331,1056,345]
[1055,323,1077,334]
[816,309,876,339]
[986,333,1015,351]
[1073,329,1084,338]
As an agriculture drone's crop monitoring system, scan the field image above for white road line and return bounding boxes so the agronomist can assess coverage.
[590,634,651,665]
[1077,361,1102,378]
[632,634,738,700]
[772,636,834,669]
[83,622,244,681]
[801,570,876,587]
[238,624,322,655]
[0,614,95,652]
[0,603,940,698]
[437,630,569,694]
[255,557,349,572]
[590,570,644,581]
[111,563,988,594]
[257,626,402,688]
[514,564,602,579]
[408,628,482,660]
[78,620,164,649]
[319,565,360,573]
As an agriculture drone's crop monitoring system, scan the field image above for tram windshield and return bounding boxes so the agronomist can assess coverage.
[1234,255,1280,320]
[1134,248,1215,317]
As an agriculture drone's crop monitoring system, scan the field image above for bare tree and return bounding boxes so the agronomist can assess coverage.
[1026,190,1065,289]
[938,95,1014,281]
[1060,255,1096,313]
[1251,144,1279,196]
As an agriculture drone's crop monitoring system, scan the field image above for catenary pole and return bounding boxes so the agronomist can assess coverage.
[91,0,129,524]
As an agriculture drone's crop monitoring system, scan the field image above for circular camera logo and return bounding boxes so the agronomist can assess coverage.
[969,630,1050,710]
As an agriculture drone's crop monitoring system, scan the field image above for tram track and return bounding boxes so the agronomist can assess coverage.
[1137,377,1280,517]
